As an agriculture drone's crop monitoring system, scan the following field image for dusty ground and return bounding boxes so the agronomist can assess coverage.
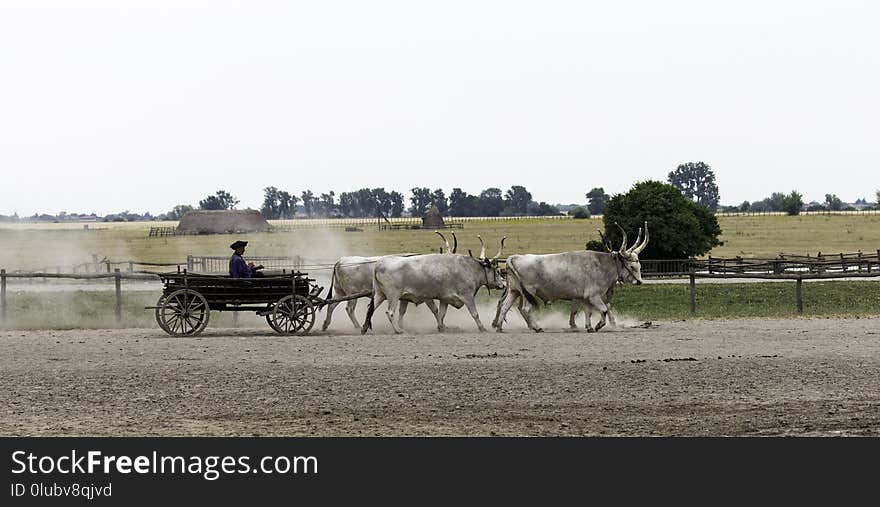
[2,318,879,436]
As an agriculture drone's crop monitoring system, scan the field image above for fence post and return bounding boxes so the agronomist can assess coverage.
[105,260,111,273]
[1,269,6,324]
[796,276,803,314]
[128,261,134,273]
[689,268,696,316]
[187,255,194,272]
[114,268,122,326]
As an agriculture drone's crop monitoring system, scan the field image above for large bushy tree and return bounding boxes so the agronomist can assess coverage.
[603,180,723,259]
[667,162,720,210]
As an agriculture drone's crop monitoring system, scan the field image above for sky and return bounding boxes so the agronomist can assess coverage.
[1,0,878,216]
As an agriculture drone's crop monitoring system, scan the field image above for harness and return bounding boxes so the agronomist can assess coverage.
[480,259,499,295]
[612,252,638,284]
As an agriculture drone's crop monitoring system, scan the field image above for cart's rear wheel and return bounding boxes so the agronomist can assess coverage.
[269,295,315,335]
[265,303,282,333]
[154,294,170,334]
[158,289,210,337]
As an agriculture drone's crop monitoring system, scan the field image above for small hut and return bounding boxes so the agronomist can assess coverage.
[422,205,445,228]
[177,210,270,234]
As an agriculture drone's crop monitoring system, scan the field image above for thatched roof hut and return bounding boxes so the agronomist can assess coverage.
[177,210,270,234]
[422,205,445,228]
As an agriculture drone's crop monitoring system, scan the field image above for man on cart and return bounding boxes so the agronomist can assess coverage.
[229,240,265,278]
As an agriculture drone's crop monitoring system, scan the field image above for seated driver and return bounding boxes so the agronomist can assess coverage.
[228,240,265,278]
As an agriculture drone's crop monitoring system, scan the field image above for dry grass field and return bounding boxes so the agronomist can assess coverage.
[2,214,880,271]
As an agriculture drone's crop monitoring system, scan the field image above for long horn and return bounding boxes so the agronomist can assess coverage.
[597,229,613,252]
[633,221,649,254]
[492,236,507,260]
[477,235,486,260]
[451,231,458,254]
[435,231,450,254]
[628,227,643,254]
[614,222,628,252]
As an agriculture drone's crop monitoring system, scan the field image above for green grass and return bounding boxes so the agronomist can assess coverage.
[609,280,880,320]
[2,280,878,330]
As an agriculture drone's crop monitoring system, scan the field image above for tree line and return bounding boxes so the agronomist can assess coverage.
[183,185,568,220]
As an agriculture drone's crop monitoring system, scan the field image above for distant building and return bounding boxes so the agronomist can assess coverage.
[177,210,270,234]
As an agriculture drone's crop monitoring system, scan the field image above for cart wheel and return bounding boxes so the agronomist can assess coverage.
[154,294,169,334]
[270,295,315,335]
[157,289,210,337]
[265,304,282,333]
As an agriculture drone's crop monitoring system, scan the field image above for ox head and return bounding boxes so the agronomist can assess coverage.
[612,221,649,285]
[475,235,507,290]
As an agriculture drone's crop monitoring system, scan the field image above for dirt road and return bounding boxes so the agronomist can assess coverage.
[2,318,879,436]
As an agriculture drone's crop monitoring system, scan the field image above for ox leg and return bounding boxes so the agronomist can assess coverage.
[589,295,610,332]
[568,300,581,330]
[321,300,339,331]
[437,302,449,331]
[397,300,410,330]
[345,298,361,329]
[422,300,445,332]
[464,298,487,332]
[493,291,518,332]
[385,296,404,334]
[518,298,543,333]
[361,293,385,335]
[581,300,596,333]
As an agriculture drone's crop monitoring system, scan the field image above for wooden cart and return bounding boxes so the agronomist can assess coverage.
[148,270,331,337]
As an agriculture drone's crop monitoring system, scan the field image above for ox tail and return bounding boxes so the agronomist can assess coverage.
[506,259,539,306]
[327,261,340,301]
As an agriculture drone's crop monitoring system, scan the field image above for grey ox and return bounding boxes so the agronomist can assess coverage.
[321,232,457,331]
[492,222,648,333]
[361,236,506,334]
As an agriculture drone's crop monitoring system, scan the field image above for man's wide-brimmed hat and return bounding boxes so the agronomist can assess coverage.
[230,240,248,250]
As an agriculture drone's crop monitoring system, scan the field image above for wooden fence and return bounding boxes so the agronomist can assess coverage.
[3,250,879,327]
[0,268,157,326]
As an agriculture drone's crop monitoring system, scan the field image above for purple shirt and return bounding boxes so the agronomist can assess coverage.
[229,254,253,278]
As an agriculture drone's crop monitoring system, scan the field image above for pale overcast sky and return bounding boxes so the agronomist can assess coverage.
[1,0,878,216]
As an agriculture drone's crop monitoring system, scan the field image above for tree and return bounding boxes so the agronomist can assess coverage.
[667,162,720,210]
[338,192,355,217]
[277,191,297,219]
[739,201,751,212]
[166,204,194,220]
[477,188,504,216]
[409,187,433,217]
[569,206,590,219]
[261,186,281,219]
[449,188,481,216]
[824,194,843,211]
[319,191,336,217]
[527,201,560,216]
[301,190,317,218]
[586,187,610,215]
[876,189,880,208]
[504,185,532,215]
[782,191,803,216]
[431,189,448,215]
[389,191,405,218]
[603,180,722,259]
[199,190,239,210]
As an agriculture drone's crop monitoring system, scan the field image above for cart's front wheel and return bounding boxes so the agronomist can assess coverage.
[157,289,210,337]
[269,295,315,335]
